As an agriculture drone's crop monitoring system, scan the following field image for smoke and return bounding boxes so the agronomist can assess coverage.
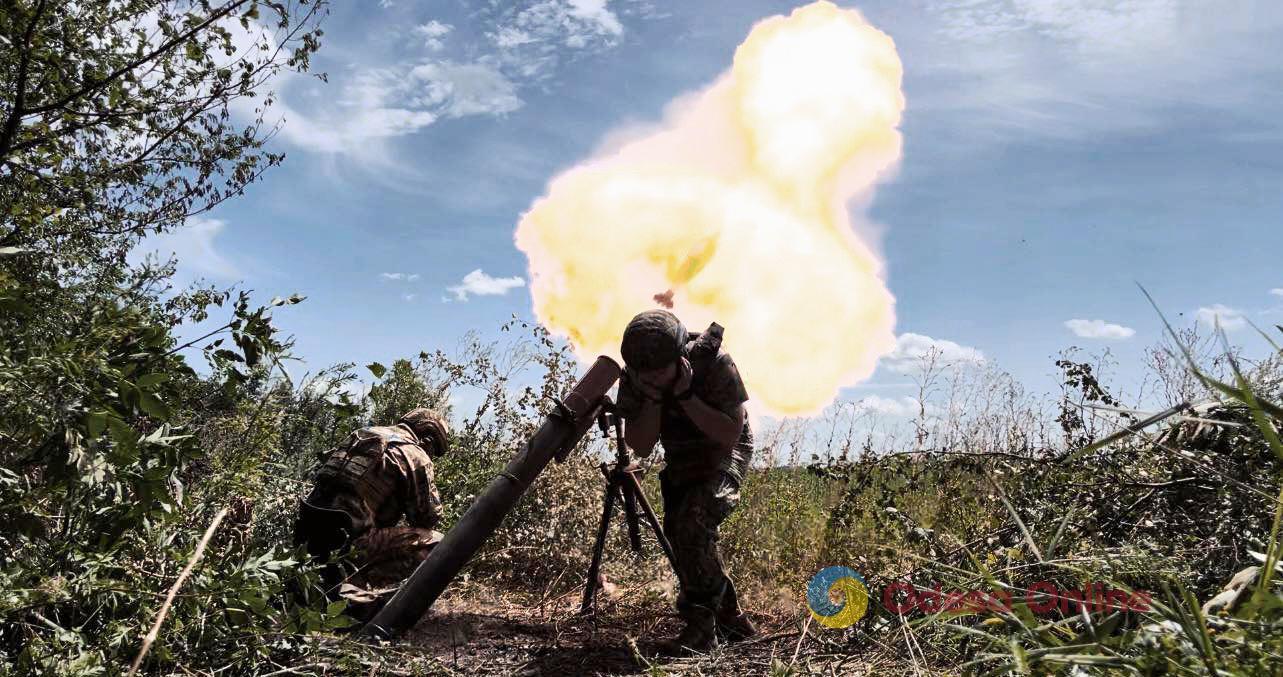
[514,1,904,416]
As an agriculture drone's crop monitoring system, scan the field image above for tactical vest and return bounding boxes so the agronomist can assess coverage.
[658,323,754,485]
[314,425,421,526]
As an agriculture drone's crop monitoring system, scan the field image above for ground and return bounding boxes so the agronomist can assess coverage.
[343,581,918,676]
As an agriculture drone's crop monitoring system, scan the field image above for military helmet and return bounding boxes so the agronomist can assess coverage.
[398,408,450,455]
[621,309,688,371]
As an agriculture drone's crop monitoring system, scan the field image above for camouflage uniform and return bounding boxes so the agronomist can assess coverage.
[617,344,754,637]
[295,422,444,589]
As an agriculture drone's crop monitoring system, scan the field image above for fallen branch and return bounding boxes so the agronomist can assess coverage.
[127,507,230,676]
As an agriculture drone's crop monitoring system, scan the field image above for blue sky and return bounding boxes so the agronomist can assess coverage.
[143,0,1283,419]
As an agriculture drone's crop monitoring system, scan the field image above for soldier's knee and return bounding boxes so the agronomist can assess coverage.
[682,523,721,551]
[666,524,694,550]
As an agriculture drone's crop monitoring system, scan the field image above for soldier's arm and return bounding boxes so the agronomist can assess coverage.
[677,353,749,450]
[623,402,663,456]
[677,396,745,451]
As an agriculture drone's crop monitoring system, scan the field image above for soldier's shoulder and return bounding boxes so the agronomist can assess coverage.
[387,424,434,459]
[388,422,422,443]
[350,425,417,448]
[710,350,744,378]
[703,350,748,404]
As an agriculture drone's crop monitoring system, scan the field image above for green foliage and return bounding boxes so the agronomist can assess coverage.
[419,319,611,583]
[891,322,1283,675]
[4,4,1283,673]
[0,2,341,673]
[723,467,838,591]
[0,259,346,672]
[1,0,326,265]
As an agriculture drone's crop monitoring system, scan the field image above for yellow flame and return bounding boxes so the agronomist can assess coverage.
[514,1,903,416]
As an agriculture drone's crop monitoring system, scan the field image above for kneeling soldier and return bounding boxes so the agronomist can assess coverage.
[294,408,449,612]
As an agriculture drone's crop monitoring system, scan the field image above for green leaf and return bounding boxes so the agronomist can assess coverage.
[85,411,108,439]
[138,392,173,420]
[106,417,135,447]
[135,373,168,388]
[213,349,243,363]
[367,362,387,379]
[117,379,140,408]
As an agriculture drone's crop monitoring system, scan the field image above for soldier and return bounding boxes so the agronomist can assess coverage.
[614,309,758,653]
[293,408,449,615]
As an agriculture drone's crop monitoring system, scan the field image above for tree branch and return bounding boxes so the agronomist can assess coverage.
[22,0,250,118]
[126,507,230,677]
[0,0,47,162]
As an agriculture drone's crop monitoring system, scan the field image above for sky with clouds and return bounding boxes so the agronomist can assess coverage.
[145,0,1283,419]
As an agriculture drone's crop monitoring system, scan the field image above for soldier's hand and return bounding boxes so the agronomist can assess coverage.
[672,357,693,396]
[625,367,665,403]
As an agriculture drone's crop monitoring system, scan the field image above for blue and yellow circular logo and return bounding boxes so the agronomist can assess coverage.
[807,566,869,629]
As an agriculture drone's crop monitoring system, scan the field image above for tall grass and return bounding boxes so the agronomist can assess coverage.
[891,308,1283,675]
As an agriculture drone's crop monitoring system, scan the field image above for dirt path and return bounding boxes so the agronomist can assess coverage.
[388,585,891,675]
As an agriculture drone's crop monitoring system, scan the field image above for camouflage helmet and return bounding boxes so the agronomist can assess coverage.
[398,408,450,455]
[621,309,688,371]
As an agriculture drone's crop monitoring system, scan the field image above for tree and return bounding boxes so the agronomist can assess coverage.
[0,0,325,267]
[0,2,334,670]
[0,0,328,500]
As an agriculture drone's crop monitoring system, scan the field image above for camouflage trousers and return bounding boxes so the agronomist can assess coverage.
[350,526,443,587]
[293,504,441,591]
[330,526,441,621]
[661,472,743,630]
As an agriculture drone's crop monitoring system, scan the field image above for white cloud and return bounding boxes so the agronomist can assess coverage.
[934,0,1178,48]
[130,216,241,280]
[270,59,523,155]
[492,27,536,48]
[917,0,1283,138]
[380,272,421,282]
[1064,318,1135,340]
[414,20,453,51]
[270,68,437,155]
[402,292,418,302]
[1196,304,1247,332]
[495,0,624,47]
[1270,288,1283,298]
[409,61,523,118]
[263,1,644,157]
[483,0,626,82]
[567,0,624,37]
[447,269,526,301]
[881,333,986,374]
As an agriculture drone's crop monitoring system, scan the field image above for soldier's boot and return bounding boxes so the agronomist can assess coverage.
[715,581,757,642]
[660,606,719,655]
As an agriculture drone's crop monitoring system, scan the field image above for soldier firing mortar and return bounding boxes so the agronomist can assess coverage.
[615,309,758,654]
